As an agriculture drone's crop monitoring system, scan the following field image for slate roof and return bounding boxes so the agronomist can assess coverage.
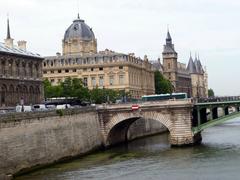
[194,58,204,74]
[0,42,42,58]
[187,55,197,74]
[163,30,176,53]
[64,16,95,41]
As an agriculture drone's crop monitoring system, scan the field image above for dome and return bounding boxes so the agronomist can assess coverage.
[63,16,95,41]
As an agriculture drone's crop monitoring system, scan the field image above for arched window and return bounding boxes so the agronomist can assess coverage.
[9,85,14,105]
[8,60,13,76]
[29,63,33,77]
[1,84,7,105]
[22,62,27,77]
[23,85,28,94]
[35,86,40,94]
[16,62,20,77]
[35,64,39,78]
[29,86,34,104]
[2,61,6,75]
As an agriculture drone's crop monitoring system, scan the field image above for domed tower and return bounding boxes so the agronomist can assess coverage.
[62,14,97,55]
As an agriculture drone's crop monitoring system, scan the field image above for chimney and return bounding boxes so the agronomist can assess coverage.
[5,38,14,48]
[144,55,148,62]
[17,40,27,51]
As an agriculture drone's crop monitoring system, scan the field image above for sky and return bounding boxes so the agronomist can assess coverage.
[0,0,239,96]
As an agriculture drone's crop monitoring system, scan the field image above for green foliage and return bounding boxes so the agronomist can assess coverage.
[154,71,173,94]
[43,79,63,98]
[208,88,215,97]
[56,109,64,116]
[43,78,122,104]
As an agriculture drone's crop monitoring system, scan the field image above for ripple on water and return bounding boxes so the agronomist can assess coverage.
[16,118,240,180]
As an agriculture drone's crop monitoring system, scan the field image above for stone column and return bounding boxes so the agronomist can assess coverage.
[32,63,37,79]
[26,62,30,78]
[5,60,9,77]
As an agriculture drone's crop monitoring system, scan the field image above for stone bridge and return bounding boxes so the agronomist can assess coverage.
[1,97,240,178]
[97,99,202,146]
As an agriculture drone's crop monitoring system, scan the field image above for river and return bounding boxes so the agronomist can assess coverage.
[16,118,240,180]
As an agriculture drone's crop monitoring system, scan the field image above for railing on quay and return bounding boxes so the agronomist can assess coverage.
[196,96,240,103]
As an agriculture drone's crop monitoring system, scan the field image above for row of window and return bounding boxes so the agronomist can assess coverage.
[43,66,124,74]
[0,61,41,78]
[43,55,143,67]
[50,75,125,87]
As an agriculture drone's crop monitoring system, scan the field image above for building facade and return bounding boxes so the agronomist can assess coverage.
[43,15,155,99]
[160,30,208,98]
[0,19,44,107]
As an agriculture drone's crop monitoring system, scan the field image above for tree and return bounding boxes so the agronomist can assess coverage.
[43,77,119,104]
[90,87,104,104]
[208,88,215,97]
[43,79,63,99]
[154,71,173,94]
[60,77,73,98]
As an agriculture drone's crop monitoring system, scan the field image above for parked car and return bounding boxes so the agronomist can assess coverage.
[0,110,6,114]
[56,104,71,109]
[32,104,47,111]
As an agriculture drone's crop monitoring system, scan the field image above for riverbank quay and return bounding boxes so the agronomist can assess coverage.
[0,107,167,179]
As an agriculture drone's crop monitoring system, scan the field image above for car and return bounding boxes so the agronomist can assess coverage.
[32,104,47,111]
[0,110,6,114]
[56,104,71,109]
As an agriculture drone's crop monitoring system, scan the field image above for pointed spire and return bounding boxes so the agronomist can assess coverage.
[187,54,197,74]
[7,17,11,39]
[194,52,198,61]
[77,13,80,19]
[166,29,172,40]
[163,26,176,53]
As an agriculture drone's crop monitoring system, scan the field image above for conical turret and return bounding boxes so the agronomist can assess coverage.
[187,53,197,74]
[163,29,176,53]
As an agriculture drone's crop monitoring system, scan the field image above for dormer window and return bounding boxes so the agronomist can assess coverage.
[73,24,79,31]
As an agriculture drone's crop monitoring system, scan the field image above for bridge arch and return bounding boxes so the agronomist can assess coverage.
[105,111,173,146]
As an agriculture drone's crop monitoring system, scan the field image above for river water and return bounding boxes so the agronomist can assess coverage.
[16,118,240,180]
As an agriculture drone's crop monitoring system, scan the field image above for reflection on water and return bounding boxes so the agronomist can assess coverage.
[16,118,240,180]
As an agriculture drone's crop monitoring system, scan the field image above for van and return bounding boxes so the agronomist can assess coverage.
[16,105,32,112]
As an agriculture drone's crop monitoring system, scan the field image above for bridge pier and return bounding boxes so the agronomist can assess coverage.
[170,132,202,146]
[200,108,207,124]
[236,106,240,112]
[212,107,218,120]
[224,106,229,115]
[192,109,198,127]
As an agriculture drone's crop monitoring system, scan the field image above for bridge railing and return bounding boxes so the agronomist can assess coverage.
[96,98,193,109]
[196,96,240,103]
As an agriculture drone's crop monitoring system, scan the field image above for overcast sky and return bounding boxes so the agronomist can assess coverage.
[0,0,239,96]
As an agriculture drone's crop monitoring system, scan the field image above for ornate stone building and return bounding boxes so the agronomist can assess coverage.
[62,14,97,55]
[0,19,44,107]
[43,15,155,99]
[160,30,208,98]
